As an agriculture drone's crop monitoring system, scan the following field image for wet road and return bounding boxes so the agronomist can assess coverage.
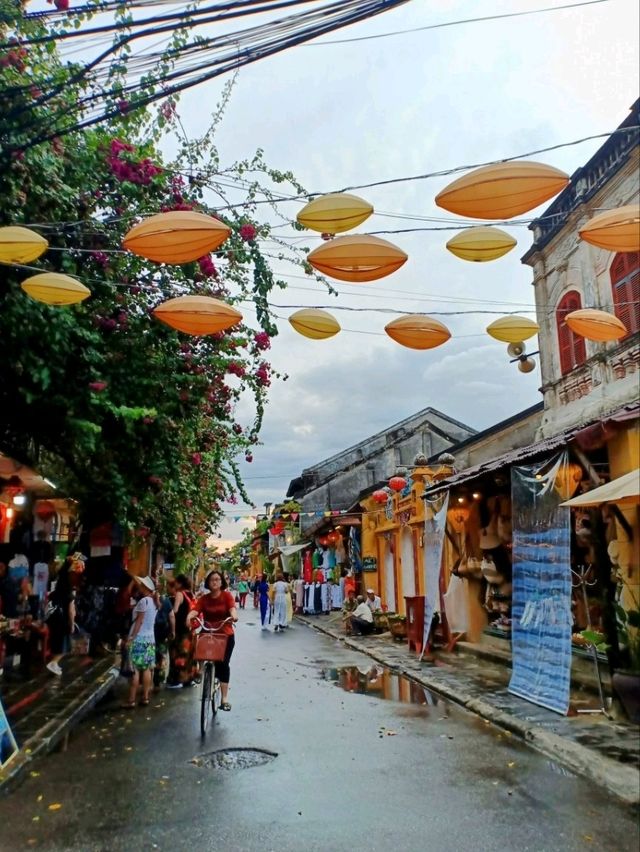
[1,609,638,852]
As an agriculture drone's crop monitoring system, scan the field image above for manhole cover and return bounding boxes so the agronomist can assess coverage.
[190,747,277,771]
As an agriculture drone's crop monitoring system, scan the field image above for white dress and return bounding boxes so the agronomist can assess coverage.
[273,580,289,628]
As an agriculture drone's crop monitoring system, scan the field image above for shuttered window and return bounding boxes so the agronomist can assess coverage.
[556,290,587,375]
[610,251,640,337]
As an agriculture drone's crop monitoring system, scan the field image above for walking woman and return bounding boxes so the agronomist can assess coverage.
[122,576,157,708]
[46,556,76,676]
[166,575,197,688]
[257,574,270,630]
[237,573,249,609]
[272,573,289,633]
[188,570,238,711]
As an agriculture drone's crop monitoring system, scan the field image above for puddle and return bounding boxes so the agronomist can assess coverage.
[190,747,277,771]
[320,665,448,708]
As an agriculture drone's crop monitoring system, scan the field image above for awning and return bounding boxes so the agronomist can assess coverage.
[560,468,640,507]
[277,543,310,557]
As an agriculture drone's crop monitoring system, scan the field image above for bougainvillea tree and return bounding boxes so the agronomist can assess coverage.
[0,2,318,561]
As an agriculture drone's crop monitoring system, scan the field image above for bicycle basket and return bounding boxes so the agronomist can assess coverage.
[194,633,228,662]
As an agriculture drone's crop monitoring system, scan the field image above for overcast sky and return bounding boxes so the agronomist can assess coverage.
[167,0,639,545]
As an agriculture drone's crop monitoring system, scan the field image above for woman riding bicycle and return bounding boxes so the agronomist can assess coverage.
[187,570,238,711]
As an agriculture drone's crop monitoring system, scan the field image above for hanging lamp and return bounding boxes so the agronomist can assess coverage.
[153,295,242,335]
[296,193,373,234]
[486,315,539,343]
[288,308,340,340]
[21,272,90,305]
[446,226,516,262]
[578,204,640,253]
[0,226,49,264]
[307,235,407,282]
[384,315,450,350]
[435,161,569,219]
[123,211,231,264]
[565,309,627,342]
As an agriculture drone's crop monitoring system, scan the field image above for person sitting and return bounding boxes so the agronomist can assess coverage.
[366,588,382,613]
[350,596,375,636]
[341,588,358,635]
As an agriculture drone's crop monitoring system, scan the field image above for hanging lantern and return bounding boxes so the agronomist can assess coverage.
[0,226,49,264]
[296,193,373,234]
[21,272,90,306]
[2,475,24,498]
[446,226,516,262]
[435,161,569,219]
[565,309,627,342]
[307,235,407,282]
[388,476,407,492]
[288,308,340,340]
[486,315,539,343]
[372,489,389,504]
[578,204,640,253]
[555,462,583,501]
[35,500,56,521]
[384,315,450,350]
[153,295,242,335]
[123,211,231,264]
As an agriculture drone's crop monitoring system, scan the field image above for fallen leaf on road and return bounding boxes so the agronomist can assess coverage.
[161,775,170,780]
[48,803,62,811]
[484,719,490,725]
[583,836,593,843]
[32,816,40,822]
[492,781,499,786]
[507,762,515,768]
[124,746,133,752]
[30,771,40,778]
[385,730,397,736]
[27,839,37,845]
[37,795,43,802]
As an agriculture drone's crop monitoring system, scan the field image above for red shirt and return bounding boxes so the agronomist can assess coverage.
[195,590,236,635]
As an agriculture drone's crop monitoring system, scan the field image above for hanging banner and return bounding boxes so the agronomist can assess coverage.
[420,492,449,660]
[0,696,18,771]
[509,452,572,715]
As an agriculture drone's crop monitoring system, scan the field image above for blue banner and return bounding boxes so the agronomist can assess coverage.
[509,452,572,715]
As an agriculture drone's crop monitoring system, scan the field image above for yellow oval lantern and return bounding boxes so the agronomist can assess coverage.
[21,272,90,306]
[123,211,231,264]
[446,226,516,262]
[555,462,583,501]
[385,315,451,350]
[289,308,340,340]
[565,308,627,342]
[486,315,540,343]
[0,226,49,264]
[153,295,242,335]
[297,193,373,234]
[307,235,407,282]
[435,161,569,219]
[578,204,640,253]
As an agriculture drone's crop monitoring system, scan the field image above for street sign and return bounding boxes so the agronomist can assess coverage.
[362,556,377,572]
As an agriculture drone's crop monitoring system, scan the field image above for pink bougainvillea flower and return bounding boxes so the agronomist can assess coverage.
[197,255,218,278]
[245,453,253,463]
[88,381,107,392]
[239,223,257,242]
[54,0,69,9]
[191,452,202,466]
[117,99,129,114]
[254,331,271,351]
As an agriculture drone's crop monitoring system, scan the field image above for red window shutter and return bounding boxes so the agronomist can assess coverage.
[611,252,640,336]
[556,291,586,375]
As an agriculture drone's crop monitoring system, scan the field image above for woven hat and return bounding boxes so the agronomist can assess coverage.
[134,575,155,593]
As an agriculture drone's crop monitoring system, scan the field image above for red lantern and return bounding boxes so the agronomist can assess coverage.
[327,530,341,545]
[36,500,56,521]
[372,489,389,504]
[318,536,329,546]
[2,475,24,498]
[388,476,408,492]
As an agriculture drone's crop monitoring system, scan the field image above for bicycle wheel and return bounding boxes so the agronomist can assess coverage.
[211,676,222,720]
[200,662,213,736]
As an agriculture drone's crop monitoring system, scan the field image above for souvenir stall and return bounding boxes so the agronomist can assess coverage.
[300,524,354,615]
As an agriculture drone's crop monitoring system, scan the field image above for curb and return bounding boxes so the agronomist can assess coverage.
[297,616,640,805]
[0,662,119,796]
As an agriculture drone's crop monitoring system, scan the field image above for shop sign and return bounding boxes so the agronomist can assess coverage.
[0,696,18,771]
[362,556,377,572]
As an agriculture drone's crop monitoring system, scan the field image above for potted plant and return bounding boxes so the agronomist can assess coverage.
[387,614,407,641]
[612,579,640,722]
[372,610,391,632]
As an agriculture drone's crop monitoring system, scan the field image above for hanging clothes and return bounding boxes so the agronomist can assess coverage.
[294,578,305,612]
[303,550,313,583]
[335,539,347,565]
[443,575,469,634]
[313,583,322,614]
[321,583,331,613]
[331,582,343,610]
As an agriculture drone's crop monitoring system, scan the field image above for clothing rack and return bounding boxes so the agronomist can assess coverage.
[571,564,610,717]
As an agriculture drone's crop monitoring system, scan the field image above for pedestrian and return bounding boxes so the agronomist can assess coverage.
[349,595,375,636]
[45,556,77,676]
[365,588,382,612]
[272,573,289,632]
[166,575,197,688]
[341,588,358,635]
[257,574,270,629]
[187,570,238,711]
[237,573,249,609]
[153,579,174,689]
[121,576,157,708]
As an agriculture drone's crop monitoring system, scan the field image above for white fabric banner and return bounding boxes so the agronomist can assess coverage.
[420,493,450,659]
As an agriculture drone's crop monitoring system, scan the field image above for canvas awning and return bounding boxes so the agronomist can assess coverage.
[560,468,640,507]
[277,543,310,557]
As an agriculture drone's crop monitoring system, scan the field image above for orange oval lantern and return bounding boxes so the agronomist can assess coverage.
[0,226,49,264]
[288,308,340,340]
[297,193,373,234]
[435,161,569,219]
[384,315,451,350]
[389,476,407,492]
[153,295,242,336]
[446,226,516,262]
[578,204,640,253]
[21,272,90,306]
[565,309,627,342]
[123,211,231,264]
[307,235,407,282]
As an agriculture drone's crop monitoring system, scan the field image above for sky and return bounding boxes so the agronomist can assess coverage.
[87,0,640,547]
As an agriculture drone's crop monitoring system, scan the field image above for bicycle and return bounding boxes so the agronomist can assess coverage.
[192,616,234,736]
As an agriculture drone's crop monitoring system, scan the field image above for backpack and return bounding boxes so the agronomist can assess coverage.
[154,600,171,644]
[181,590,197,612]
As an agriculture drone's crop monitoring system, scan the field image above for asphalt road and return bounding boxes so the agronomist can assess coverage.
[0,608,637,852]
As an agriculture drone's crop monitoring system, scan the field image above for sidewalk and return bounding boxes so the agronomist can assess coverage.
[0,654,119,794]
[297,612,640,805]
